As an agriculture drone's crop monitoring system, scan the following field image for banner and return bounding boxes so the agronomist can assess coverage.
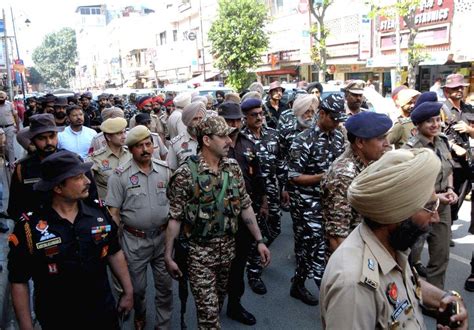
[0,40,5,68]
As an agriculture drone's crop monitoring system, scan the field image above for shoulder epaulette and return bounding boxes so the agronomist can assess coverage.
[114,160,132,175]
[91,147,107,157]
[19,212,33,222]
[359,245,379,290]
[170,133,185,145]
[153,158,169,168]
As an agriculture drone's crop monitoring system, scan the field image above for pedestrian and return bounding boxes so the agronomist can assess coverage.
[53,97,69,127]
[129,96,166,143]
[343,80,367,115]
[8,114,99,221]
[287,94,346,305]
[387,88,420,149]
[8,150,134,330]
[322,111,392,258]
[167,92,192,139]
[58,105,97,158]
[88,118,130,200]
[106,125,173,330]
[167,102,206,171]
[263,81,288,129]
[320,148,469,329]
[0,91,20,167]
[164,116,270,329]
[217,102,267,325]
[403,101,458,289]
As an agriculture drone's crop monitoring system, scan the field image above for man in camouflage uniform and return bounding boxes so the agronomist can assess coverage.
[167,102,206,171]
[287,94,347,305]
[129,96,166,143]
[387,88,420,149]
[321,111,392,258]
[164,116,270,329]
[241,98,285,295]
[88,118,131,200]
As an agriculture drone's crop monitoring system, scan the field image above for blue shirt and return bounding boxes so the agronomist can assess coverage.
[58,126,97,158]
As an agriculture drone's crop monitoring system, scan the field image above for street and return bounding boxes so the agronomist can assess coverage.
[123,203,474,329]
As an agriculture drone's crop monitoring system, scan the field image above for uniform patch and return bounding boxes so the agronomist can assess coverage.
[181,142,188,150]
[157,181,165,188]
[130,175,139,185]
[48,263,58,274]
[36,220,48,233]
[91,225,111,234]
[386,282,398,307]
[101,159,110,170]
[8,234,19,247]
[368,258,375,271]
[36,237,62,250]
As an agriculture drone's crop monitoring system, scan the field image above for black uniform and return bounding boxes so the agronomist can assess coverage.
[263,100,289,129]
[8,200,121,329]
[8,152,99,221]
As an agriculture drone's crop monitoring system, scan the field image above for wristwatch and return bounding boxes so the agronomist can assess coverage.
[256,238,265,245]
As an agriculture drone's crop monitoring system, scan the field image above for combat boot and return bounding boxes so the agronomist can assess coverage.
[227,301,257,325]
[248,276,267,295]
[290,277,319,306]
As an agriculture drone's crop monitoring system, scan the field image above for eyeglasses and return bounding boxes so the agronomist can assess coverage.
[423,198,440,214]
[248,111,264,118]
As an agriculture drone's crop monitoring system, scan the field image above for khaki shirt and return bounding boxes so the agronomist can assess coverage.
[88,145,131,199]
[129,112,165,135]
[166,131,198,171]
[320,221,425,330]
[0,101,17,126]
[403,134,453,192]
[106,158,171,230]
[388,117,417,149]
[166,109,187,140]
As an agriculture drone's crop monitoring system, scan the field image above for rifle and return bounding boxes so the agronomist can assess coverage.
[174,234,189,329]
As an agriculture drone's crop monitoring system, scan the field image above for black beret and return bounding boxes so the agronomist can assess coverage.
[410,101,442,125]
[414,91,437,108]
[241,98,262,112]
[218,102,242,119]
[345,111,392,139]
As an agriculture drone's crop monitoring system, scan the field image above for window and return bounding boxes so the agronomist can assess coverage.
[160,32,167,45]
[91,8,101,15]
[173,30,178,42]
[80,8,90,15]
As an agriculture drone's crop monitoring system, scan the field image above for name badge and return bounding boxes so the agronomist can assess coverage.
[23,178,40,184]
[36,237,62,250]
[391,299,410,321]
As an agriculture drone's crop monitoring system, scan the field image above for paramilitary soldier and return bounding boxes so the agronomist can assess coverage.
[164,116,270,329]
[106,125,173,330]
[241,98,284,295]
[387,88,420,149]
[403,101,458,290]
[322,111,392,258]
[287,94,346,305]
[320,148,468,329]
[8,114,98,221]
[8,150,134,330]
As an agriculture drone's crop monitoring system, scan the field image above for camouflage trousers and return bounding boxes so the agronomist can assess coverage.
[188,236,236,329]
[289,194,326,287]
[247,179,281,279]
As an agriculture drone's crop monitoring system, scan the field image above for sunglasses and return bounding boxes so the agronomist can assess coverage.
[423,198,440,214]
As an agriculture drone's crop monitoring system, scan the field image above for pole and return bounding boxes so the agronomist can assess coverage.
[198,0,206,81]
[10,7,26,106]
[2,10,13,101]
[394,4,402,86]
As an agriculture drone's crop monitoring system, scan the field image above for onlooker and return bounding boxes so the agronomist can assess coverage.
[58,105,97,158]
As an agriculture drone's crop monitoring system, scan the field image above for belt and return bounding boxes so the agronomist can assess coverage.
[0,124,13,128]
[123,224,161,238]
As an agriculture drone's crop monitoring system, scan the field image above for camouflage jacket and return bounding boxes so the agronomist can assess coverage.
[287,123,345,204]
[321,147,365,238]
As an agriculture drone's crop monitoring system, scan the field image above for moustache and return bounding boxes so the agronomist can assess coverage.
[141,152,151,157]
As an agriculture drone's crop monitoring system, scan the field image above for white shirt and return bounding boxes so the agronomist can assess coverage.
[58,125,97,158]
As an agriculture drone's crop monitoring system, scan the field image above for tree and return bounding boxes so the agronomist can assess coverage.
[26,67,44,85]
[208,0,269,91]
[309,0,333,83]
[370,0,428,88]
[32,27,77,88]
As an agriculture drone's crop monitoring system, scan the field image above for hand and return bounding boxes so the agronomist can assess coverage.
[437,295,468,330]
[117,292,133,315]
[446,189,458,205]
[453,121,471,134]
[259,206,269,219]
[281,190,290,207]
[437,192,452,205]
[165,258,183,280]
[257,243,271,267]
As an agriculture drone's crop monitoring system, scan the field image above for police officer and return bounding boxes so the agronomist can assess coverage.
[287,94,346,305]
[8,150,134,330]
[403,102,458,289]
[164,116,270,329]
[343,80,367,115]
[387,88,420,149]
[320,148,469,329]
[8,114,98,220]
[89,107,126,153]
[0,91,20,166]
[263,81,288,129]
[322,111,391,258]
[88,118,131,200]
[106,125,173,330]
[129,96,166,143]
[167,102,206,171]
[241,98,284,295]
[135,112,169,161]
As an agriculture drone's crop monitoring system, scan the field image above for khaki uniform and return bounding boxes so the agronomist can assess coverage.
[403,134,453,289]
[0,101,17,164]
[129,112,165,137]
[166,131,198,171]
[320,221,425,329]
[88,145,131,200]
[106,158,172,328]
[388,117,417,149]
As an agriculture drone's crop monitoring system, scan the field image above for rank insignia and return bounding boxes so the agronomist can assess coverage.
[181,142,188,150]
[130,175,139,185]
[97,217,104,223]
[48,263,58,274]
[386,282,399,307]
[368,258,375,271]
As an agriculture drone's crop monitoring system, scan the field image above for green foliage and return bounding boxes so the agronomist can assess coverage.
[26,67,44,85]
[369,0,420,19]
[208,0,269,91]
[32,27,77,88]
[309,0,333,82]
[408,43,429,66]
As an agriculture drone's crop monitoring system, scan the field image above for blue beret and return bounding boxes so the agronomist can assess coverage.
[241,98,262,112]
[345,111,392,139]
[414,92,437,108]
[410,101,442,125]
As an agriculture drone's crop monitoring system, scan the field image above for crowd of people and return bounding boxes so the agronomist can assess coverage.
[1,73,472,329]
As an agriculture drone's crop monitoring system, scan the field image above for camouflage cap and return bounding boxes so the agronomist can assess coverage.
[320,93,348,122]
[196,116,236,138]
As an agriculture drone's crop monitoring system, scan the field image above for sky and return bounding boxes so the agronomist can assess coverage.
[2,0,157,66]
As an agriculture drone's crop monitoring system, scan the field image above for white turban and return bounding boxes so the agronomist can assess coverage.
[174,92,192,109]
[292,94,318,117]
[348,148,441,224]
[182,102,207,127]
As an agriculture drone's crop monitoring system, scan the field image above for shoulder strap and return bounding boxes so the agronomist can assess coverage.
[359,244,379,290]
[186,156,200,199]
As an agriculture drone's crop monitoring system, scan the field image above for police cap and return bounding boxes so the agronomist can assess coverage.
[345,111,392,139]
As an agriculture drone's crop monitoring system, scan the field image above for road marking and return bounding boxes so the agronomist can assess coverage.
[449,252,471,266]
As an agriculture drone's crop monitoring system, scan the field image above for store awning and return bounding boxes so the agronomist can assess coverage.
[186,71,221,85]
[256,68,297,76]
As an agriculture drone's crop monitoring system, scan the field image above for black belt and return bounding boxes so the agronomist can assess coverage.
[0,124,13,128]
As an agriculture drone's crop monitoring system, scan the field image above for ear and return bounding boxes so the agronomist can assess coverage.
[203,135,212,147]
[53,185,62,195]
[354,137,365,150]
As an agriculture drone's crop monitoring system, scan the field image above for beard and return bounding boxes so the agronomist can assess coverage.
[38,145,57,157]
[187,126,198,137]
[297,116,313,128]
[54,112,67,119]
[389,218,430,251]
